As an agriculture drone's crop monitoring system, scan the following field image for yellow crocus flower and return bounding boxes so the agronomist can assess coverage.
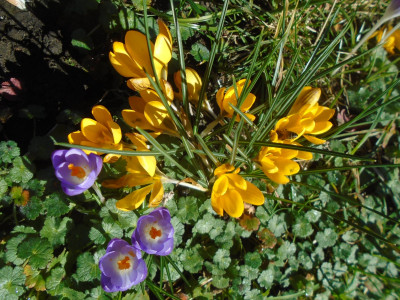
[68,105,123,163]
[109,19,173,96]
[102,133,163,211]
[122,89,177,136]
[211,164,264,218]
[270,87,335,145]
[216,79,256,122]
[173,67,202,102]
[257,146,300,184]
[375,25,400,55]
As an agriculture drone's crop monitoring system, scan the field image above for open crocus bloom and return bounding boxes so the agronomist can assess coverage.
[257,146,300,185]
[174,67,202,102]
[211,164,264,218]
[271,87,335,145]
[51,148,102,196]
[102,133,164,211]
[68,105,123,163]
[99,239,147,292]
[122,89,177,137]
[109,19,173,94]
[132,207,174,256]
[216,79,256,122]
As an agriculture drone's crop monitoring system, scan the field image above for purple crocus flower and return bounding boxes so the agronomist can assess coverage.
[51,148,102,196]
[99,238,147,292]
[132,207,174,256]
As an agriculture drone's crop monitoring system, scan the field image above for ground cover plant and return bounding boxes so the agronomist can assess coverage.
[1,0,400,298]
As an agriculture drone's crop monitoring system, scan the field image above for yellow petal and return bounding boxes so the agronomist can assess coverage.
[220,189,244,218]
[157,19,172,47]
[212,175,229,196]
[154,34,172,77]
[122,109,159,131]
[68,131,87,145]
[127,77,151,91]
[102,175,127,188]
[174,68,202,102]
[161,80,174,102]
[92,105,113,126]
[211,193,224,217]
[296,150,313,160]
[116,184,154,211]
[128,96,147,113]
[240,93,256,111]
[226,173,247,190]
[149,179,164,207]
[103,153,121,163]
[107,120,122,144]
[81,118,113,144]
[144,101,169,127]
[216,87,226,112]
[288,87,321,116]
[303,135,327,145]
[125,31,154,76]
[214,163,235,176]
[109,42,144,78]
[139,89,162,103]
[126,132,148,149]
[266,172,290,184]
[314,106,335,122]
[237,181,264,205]
[137,155,156,177]
[274,157,300,175]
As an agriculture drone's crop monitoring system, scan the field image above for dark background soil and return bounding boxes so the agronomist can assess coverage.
[0,0,125,159]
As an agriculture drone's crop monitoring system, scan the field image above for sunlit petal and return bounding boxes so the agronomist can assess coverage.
[214,163,235,176]
[236,181,264,205]
[149,179,164,207]
[125,31,154,76]
[116,184,154,211]
[213,176,229,196]
[221,189,244,218]
[303,135,327,145]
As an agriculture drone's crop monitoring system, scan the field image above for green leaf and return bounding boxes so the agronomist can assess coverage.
[176,196,199,224]
[17,237,53,269]
[43,193,70,217]
[0,141,20,164]
[46,267,65,291]
[268,213,287,237]
[245,252,262,269]
[305,209,321,223]
[171,216,184,247]
[258,268,274,289]
[180,246,203,273]
[0,266,25,298]
[71,28,93,51]
[75,252,100,282]
[292,217,313,238]
[102,221,124,239]
[9,156,33,184]
[191,43,210,62]
[12,225,36,234]
[0,179,8,198]
[89,227,106,245]
[213,249,231,270]
[40,217,72,246]
[24,265,45,291]
[5,234,26,265]
[211,275,229,289]
[316,228,338,249]
[19,196,42,220]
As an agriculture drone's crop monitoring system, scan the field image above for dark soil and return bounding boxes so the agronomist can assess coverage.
[0,0,123,157]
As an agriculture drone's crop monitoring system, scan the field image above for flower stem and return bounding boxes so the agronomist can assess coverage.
[91,182,105,205]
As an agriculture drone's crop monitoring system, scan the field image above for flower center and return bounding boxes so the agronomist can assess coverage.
[117,256,131,270]
[277,129,297,141]
[68,164,86,178]
[149,226,162,239]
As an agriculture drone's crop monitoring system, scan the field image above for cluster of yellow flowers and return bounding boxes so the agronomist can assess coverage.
[67,19,334,218]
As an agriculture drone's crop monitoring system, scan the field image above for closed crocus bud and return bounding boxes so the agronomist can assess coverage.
[174,67,202,102]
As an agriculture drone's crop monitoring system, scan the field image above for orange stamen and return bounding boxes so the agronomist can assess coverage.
[117,256,131,270]
[149,227,162,239]
[68,164,86,178]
